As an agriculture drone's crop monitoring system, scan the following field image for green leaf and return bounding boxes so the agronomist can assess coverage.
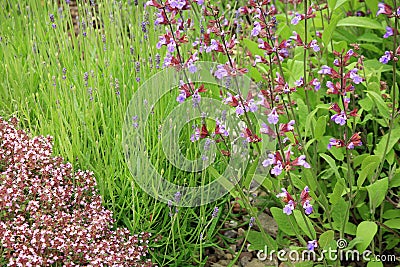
[333,0,350,10]
[318,230,335,249]
[374,128,400,160]
[357,156,381,187]
[330,178,345,204]
[367,262,384,267]
[359,97,374,111]
[247,230,268,251]
[315,116,327,140]
[357,32,383,43]
[242,38,265,56]
[345,222,357,235]
[327,0,337,10]
[270,207,299,236]
[322,15,341,47]
[353,154,369,168]
[243,158,259,190]
[332,198,348,231]
[356,221,377,252]
[366,178,388,210]
[329,146,344,161]
[390,169,400,187]
[360,44,383,55]
[321,153,341,180]
[383,209,400,219]
[337,17,384,30]
[297,98,310,130]
[384,219,400,229]
[367,91,390,119]
[365,0,379,16]
[294,210,316,239]
[295,262,314,267]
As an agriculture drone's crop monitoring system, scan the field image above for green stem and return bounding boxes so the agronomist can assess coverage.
[372,5,398,183]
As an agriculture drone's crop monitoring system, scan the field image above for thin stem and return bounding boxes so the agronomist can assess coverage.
[210,6,261,155]
[372,5,398,183]
[339,53,353,239]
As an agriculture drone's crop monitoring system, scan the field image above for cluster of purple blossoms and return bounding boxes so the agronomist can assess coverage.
[376,2,400,64]
[49,13,56,29]
[0,117,154,266]
[318,50,361,123]
[276,186,313,215]
[262,147,310,176]
[290,5,316,25]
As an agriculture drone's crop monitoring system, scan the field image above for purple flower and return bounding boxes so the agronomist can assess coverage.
[349,68,362,84]
[333,59,340,67]
[212,207,219,218]
[294,77,304,87]
[163,53,173,67]
[276,188,288,198]
[347,49,354,56]
[262,153,276,167]
[311,78,321,91]
[326,81,335,90]
[52,23,57,29]
[235,105,245,116]
[251,21,262,37]
[291,13,302,25]
[176,91,186,103]
[379,51,391,64]
[214,64,228,79]
[169,0,186,9]
[327,138,339,149]
[397,7,400,16]
[303,200,313,215]
[49,14,55,22]
[383,26,393,38]
[294,155,311,168]
[155,11,165,25]
[307,240,318,251]
[318,65,332,75]
[188,63,197,73]
[248,100,258,112]
[283,200,295,215]
[192,91,201,107]
[156,35,167,49]
[174,191,182,203]
[331,111,347,126]
[249,217,255,227]
[206,39,219,53]
[376,2,392,16]
[271,161,283,176]
[167,41,176,53]
[347,140,362,149]
[267,108,279,125]
[309,40,320,52]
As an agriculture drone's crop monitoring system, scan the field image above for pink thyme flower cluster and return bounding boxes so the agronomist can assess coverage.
[276,186,313,215]
[0,117,154,266]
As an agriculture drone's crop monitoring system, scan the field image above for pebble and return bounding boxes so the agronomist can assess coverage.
[224,229,238,239]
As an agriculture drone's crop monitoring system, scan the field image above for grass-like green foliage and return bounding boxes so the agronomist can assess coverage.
[1,0,400,266]
[0,1,228,265]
